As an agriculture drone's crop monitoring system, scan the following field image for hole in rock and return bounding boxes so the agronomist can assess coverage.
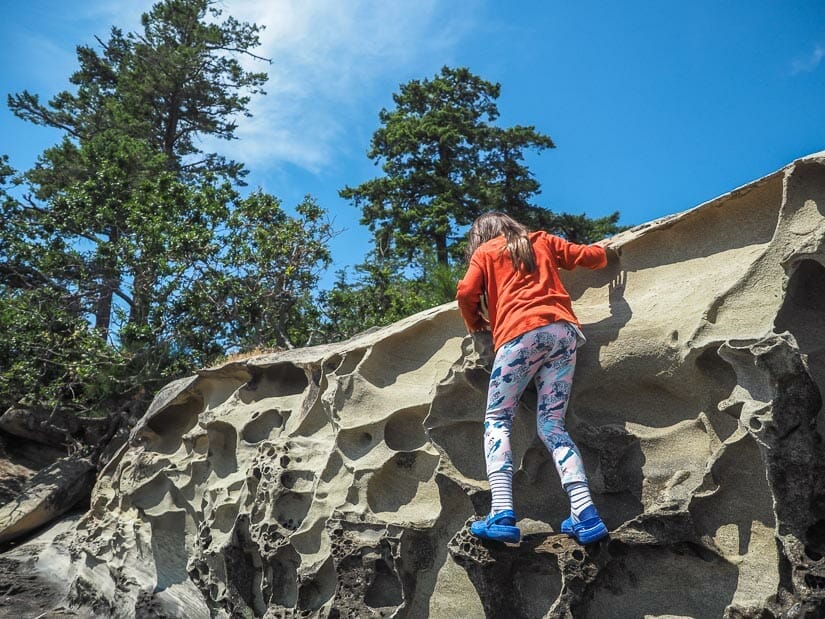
[805,574,825,590]
[364,559,403,609]
[292,399,330,438]
[384,405,429,451]
[358,317,458,388]
[366,451,439,515]
[242,409,284,444]
[695,346,737,397]
[267,547,300,608]
[394,452,417,469]
[805,520,825,561]
[192,435,209,454]
[241,363,308,402]
[402,530,436,572]
[297,558,336,612]
[206,421,238,478]
[274,492,311,531]
[775,259,825,423]
[311,366,322,387]
[749,417,763,431]
[323,355,342,373]
[146,397,202,453]
[280,455,290,468]
[223,527,264,613]
[782,259,825,311]
[428,421,485,481]
[337,428,377,460]
[572,550,584,562]
[335,348,367,376]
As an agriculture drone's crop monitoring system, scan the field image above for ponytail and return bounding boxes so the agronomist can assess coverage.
[466,212,535,273]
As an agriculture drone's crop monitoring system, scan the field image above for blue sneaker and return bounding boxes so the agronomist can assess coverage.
[561,505,608,544]
[470,509,521,543]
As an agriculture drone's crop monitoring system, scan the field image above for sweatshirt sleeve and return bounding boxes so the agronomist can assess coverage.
[455,256,489,332]
[551,234,608,271]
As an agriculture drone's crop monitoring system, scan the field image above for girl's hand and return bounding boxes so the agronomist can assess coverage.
[471,330,495,369]
[479,291,490,322]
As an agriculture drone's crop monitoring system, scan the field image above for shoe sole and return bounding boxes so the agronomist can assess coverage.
[561,520,608,544]
[470,523,521,544]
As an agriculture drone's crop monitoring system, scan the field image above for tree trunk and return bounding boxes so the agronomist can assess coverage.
[435,233,449,267]
[94,230,119,339]
[162,87,181,167]
[128,263,156,337]
[95,270,117,339]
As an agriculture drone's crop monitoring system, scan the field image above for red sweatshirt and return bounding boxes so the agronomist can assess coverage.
[456,231,607,351]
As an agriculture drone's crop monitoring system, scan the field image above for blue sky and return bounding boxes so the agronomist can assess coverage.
[2,1,824,286]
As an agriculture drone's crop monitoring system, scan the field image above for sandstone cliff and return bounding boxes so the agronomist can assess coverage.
[2,153,825,618]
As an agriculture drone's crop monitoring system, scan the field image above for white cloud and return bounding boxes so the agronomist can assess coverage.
[208,0,478,174]
[14,33,80,92]
[791,43,825,74]
[13,0,479,175]
[11,2,149,93]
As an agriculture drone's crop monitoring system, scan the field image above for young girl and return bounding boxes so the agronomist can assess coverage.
[456,212,610,544]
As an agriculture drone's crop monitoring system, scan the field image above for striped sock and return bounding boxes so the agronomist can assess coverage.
[565,481,594,520]
[489,469,514,514]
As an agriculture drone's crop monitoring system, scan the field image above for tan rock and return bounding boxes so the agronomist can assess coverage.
[2,152,825,617]
[0,456,95,545]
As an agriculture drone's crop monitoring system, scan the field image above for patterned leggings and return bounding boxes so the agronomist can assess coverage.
[484,321,587,489]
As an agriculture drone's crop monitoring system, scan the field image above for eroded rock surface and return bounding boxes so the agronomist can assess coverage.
[3,152,825,617]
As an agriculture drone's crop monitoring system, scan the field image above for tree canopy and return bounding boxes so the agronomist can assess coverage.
[9,0,268,181]
[341,67,552,266]
[341,66,624,268]
[0,0,331,418]
[1,16,628,423]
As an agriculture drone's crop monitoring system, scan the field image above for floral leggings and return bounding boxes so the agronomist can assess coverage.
[484,321,587,487]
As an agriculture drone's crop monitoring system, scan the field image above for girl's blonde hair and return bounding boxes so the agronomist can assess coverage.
[466,212,536,273]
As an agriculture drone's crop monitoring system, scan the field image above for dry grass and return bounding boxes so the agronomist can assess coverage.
[210,347,283,367]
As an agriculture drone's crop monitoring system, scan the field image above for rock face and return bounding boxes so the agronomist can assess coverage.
[3,152,825,618]
[0,456,95,545]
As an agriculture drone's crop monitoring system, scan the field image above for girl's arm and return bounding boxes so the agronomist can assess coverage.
[552,235,608,271]
[456,259,490,332]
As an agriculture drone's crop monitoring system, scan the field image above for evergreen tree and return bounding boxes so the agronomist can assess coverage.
[9,0,267,181]
[0,0,332,417]
[341,66,557,267]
